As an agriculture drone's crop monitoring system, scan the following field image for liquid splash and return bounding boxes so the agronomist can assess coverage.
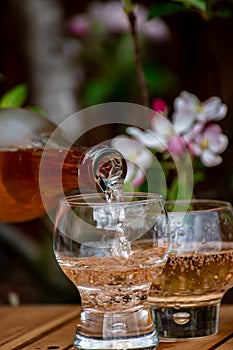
[95,152,131,258]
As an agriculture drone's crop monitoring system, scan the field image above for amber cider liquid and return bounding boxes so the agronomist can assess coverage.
[0,148,83,223]
[149,245,233,307]
[57,242,167,312]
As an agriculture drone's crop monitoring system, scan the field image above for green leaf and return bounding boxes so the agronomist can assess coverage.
[181,0,206,12]
[148,1,188,18]
[148,0,206,19]
[215,7,233,18]
[194,171,205,184]
[143,64,178,95]
[0,84,28,108]
[83,79,113,105]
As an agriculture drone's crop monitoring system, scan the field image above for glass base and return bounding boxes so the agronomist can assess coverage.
[73,308,159,349]
[151,304,220,340]
[74,330,158,349]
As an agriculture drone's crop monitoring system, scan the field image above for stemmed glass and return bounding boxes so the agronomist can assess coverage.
[53,192,169,350]
[149,199,233,341]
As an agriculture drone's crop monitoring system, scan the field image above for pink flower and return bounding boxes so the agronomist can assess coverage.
[127,111,187,157]
[188,124,228,167]
[66,15,91,37]
[152,98,168,114]
[127,114,172,153]
[141,17,170,42]
[167,135,185,156]
[88,1,170,41]
[172,91,228,134]
[88,1,129,33]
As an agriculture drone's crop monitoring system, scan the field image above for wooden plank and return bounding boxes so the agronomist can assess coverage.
[26,305,233,350]
[0,305,69,346]
[217,336,233,350]
[21,320,76,350]
[0,304,232,350]
[158,336,223,350]
[0,305,80,350]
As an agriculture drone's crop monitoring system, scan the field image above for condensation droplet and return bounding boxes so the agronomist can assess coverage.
[202,237,206,244]
[179,229,185,236]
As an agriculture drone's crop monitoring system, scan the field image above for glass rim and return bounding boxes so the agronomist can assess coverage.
[166,198,232,213]
[59,192,164,207]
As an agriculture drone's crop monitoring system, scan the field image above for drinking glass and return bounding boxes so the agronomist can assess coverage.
[149,199,233,341]
[53,192,169,350]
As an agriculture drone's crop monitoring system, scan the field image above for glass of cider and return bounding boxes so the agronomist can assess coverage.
[149,199,233,341]
[53,192,170,350]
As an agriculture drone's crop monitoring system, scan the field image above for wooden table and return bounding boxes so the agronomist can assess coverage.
[0,304,232,350]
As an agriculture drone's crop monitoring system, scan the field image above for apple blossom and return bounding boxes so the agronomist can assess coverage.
[111,135,153,187]
[72,1,170,41]
[188,124,228,167]
[111,91,228,190]
[127,111,185,156]
[66,15,91,37]
[172,91,228,134]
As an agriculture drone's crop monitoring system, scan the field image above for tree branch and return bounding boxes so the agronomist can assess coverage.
[123,1,150,107]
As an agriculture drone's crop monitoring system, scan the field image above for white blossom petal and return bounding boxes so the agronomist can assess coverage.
[214,103,228,120]
[151,114,173,136]
[202,125,228,154]
[134,147,153,168]
[208,134,228,154]
[174,91,199,112]
[172,91,199,133]
[183,122,204,143]
[127,127,166,151]
[188,142,202,156]
[201,150,222,167]
[173,111,195,134]
[203,96,221,111]
[111,134,153,187]
[197,97,227,122]
[111,135,136,158]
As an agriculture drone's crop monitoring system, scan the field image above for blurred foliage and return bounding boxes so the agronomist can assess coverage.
[0,84,28,108]
[72,7,177,106]
[78,33,140,105]
[148,0,233,19]
[73,0,233,109]
[0,83,45,115]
